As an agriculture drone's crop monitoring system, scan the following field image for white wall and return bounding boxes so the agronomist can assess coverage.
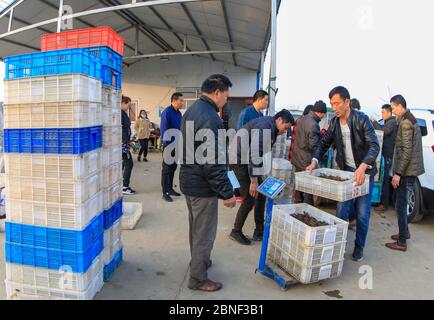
[121,55,257,124]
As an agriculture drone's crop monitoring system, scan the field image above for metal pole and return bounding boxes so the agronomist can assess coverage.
[57,0,64,32]
[8,7,14,32]
[269,0,278,115]
[260,51,265,89]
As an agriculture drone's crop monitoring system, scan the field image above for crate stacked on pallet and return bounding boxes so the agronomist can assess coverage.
[3,48,105,300]
[40,27,125,282]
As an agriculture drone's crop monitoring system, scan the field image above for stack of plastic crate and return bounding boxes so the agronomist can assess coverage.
[269,203,349,284]
[41,26,125,282]
[2,48,105,300]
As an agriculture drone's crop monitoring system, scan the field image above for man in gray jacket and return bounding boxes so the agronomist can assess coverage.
[386,95,425,252]
[291,100,327,204]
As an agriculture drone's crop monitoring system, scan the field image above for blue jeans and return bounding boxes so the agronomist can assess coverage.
[336,166,374,249]
[395,176,415,245]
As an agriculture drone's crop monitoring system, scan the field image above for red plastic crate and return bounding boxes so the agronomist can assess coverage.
[41,26,124,56]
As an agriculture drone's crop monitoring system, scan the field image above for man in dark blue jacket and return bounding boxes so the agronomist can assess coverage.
[229,110,295,245]
[236,90,269,130]
[160,93,184,202]
[121,95,136,195]
[180,74,236,292]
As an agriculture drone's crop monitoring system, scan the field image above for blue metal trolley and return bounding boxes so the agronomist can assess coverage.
[255,176,299,290]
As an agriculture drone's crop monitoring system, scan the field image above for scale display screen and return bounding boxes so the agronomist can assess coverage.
[257,177,286,199]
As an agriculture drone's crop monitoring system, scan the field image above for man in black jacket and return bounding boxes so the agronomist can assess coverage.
[373,104,398,212]
[180,74,236,292]
[121,96,136,195]
[229,110,295,245]
[307,86,380,262]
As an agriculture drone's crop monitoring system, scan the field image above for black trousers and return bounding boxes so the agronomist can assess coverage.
[138,139,149,158]
[232,165,266,234]
[381,157,392,209]
[161,148,178,195]
[122,150,134,188]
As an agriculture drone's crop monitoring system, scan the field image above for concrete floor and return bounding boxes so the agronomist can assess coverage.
[1,151,434,300]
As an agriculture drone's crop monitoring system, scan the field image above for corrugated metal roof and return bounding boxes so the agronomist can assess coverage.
[0,0,281,71]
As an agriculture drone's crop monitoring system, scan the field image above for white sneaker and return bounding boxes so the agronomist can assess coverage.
[123,187,137,195]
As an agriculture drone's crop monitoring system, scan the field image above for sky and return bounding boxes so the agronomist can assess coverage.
[1,0,433,119]
[267,0,434,117]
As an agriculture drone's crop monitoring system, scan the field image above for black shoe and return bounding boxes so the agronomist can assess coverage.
[352,245,364,262]
[123,187,136,195]
[143,158,149,162]
[137,157,142,162]
[252,230,263,242]
[229,230,252,245]
[163,194,174,202]
[169,190,181,197]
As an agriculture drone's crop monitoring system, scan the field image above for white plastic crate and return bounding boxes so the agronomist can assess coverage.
[269,226,346,266]
[268,242,344,284]
[4,150,101,180]
[102,144,122,168]
[102,162,122,189]
[4,75,102,104]
[6,191,103,230]
[102,106,121,127]
[295,168,370,202]
[6,171,101,205]
[104,220,122,251]
[272,204,348,247]
[103,126,122,147]
[272,158,293,197]
[103,237,122,265]
[122,202,143,230]
[3,102,102,128]
[102,86,121,109]
[5,255,102,292]
[103,180,123,210]
[6,269,104,300]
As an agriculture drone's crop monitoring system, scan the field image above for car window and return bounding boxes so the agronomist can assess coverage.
[416,118,427,136]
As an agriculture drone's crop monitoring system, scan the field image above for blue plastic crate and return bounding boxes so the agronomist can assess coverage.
[102,67,122,89]
[104,198,123,230]
[4,48,102,80]
[5,233,104,273]
[87,46,122,72]
[103,247,123,282]
[5,213,104,252]
[4,126,102,154]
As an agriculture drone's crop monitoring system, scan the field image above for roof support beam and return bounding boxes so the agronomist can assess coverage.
[98,0,175,52]
[124,49,262,60]
[0,0,25,18]
[179,2,216,61]
[220,0,236,66]
[145,1,192,52]
[0,0,208,40]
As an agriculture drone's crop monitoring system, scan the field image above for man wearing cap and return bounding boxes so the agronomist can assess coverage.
[291,101,327,204]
